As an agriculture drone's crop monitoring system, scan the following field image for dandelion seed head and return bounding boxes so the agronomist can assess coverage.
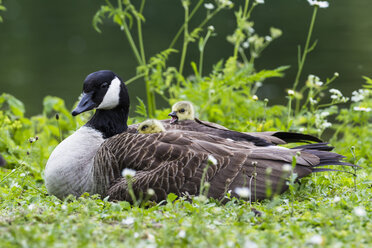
[234,187,250,198]
[122,168,136,178]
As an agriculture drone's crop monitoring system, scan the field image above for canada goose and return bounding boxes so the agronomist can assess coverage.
[138,119,165,134]
[0,154,6,167]
[44,70,355,202]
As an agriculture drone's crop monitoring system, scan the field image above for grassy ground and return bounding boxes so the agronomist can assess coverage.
[0,153,371,247]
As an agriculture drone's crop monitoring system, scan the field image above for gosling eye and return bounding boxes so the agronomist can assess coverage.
[101,82,109,89]
[141,125,148,131]
[179,108,185,113]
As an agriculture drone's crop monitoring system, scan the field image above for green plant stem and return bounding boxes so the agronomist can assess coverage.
[137,0,146,64]
[199,30,212,76]
[243,0,250,17]
[293,6,318,93]
[169,0,203,49]
[124,73,146,85]
[179,4,190,75]
[122,20,143,65]
[287,97,293,131]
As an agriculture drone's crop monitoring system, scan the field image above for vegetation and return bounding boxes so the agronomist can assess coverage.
[1,0,371,247]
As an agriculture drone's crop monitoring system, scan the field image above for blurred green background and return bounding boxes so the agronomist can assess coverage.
[0,0,371,115]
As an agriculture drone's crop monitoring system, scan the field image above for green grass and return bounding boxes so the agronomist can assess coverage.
[0,167,371,247]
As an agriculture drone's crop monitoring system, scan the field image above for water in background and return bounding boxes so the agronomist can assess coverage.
[0,0,371,115]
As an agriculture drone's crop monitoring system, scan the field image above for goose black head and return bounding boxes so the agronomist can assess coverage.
[72,70,129,116]
[72,70,130,138]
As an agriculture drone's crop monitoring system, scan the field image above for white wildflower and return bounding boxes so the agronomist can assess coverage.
[10,182,20,188]
[330,95,338,99]
[256,81,263,87]
[204,3,214,10]
[20,173,26,177]
[333,196,341,203]
[309,98,318,105]
[320,111,329,117]
[234,187,250,198]
[282,164,292,172]
[265,36,272,42]
[255,0,265,4]
[276,206,284,213]
[61,204,67,210]
[147,188,155,196]
[299,127,305,132]
[219,0,233,7]
[287,89,295,96]
[122,168,136,178]
[334,72,339,77]
[329,88,342,96]
[242,41,250,48]
[354,206,366,217]
[28,204,36,210]
[316,81,323,87]
[321,121,332,129]
[208,25,215,32]
[252,95,258,101]
[208,155,218,165]
[307,0,329,8]
[122,217,135,225]
[353,106,371,112]
[351,89,369,102]
[177,230,186,238]
[248,27,255,34]
[308,234,323,245]
[244,239,258,248]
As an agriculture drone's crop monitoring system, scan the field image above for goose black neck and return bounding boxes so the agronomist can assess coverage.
[86,106,129,139]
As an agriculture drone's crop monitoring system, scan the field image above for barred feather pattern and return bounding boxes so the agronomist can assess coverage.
[89,130,347,202]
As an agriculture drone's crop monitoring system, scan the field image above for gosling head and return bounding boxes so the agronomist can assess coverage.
[137,119,166,134]
[71,70,130,116]
[168,101,195,124]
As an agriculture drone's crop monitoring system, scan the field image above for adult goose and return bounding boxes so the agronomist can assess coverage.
[44,70,354,202]
[128,101,322,145]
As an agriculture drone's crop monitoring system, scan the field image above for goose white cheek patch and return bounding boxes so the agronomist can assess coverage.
[97,77,121,109]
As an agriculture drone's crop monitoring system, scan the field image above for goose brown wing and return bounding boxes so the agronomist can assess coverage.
[94,131,325,202]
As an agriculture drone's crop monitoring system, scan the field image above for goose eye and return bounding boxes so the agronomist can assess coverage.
[141,125,148,131]
[179,108,185,113]
[101,82,108,89]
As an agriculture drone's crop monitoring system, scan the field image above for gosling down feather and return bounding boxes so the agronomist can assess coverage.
[44,70,355,202]
[127,101,322,145]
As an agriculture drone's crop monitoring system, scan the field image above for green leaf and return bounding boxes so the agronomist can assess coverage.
[166,193,177,203]
[135,97,148,118]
